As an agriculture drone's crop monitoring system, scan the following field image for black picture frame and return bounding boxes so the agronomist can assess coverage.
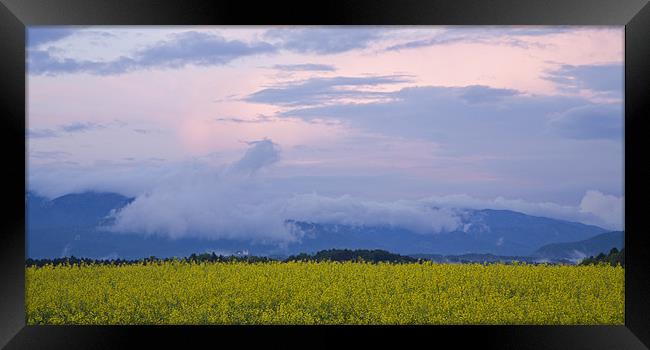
[1,0,649,349]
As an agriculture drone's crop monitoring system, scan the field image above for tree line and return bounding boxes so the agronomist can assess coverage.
[25,249,419,267]
[26,248,624,267]
[25,253,275,267]
[579,248,625,267]
[285,249,419,263]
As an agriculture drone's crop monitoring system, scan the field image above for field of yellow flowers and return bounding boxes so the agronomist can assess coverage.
[25,261,624,325]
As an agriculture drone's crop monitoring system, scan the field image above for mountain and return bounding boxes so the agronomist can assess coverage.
[26,191,609,260]
[288,209,606,256]
[533,231,624,262]
[27,191,133,229]
[27,192,262,259]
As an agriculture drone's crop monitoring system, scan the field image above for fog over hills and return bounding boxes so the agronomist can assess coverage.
[27,191,609,260]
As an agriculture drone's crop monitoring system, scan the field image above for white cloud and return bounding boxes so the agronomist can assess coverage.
[229,139,280,175]
[105,140,288,242]
[283,193,461,235]
[28,159,201,199]
[418,192,623,230]
[105,140,463,242]
[579,190,624,229]
[32,140,623,245]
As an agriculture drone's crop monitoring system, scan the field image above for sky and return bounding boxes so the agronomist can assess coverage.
[26,26,624,241]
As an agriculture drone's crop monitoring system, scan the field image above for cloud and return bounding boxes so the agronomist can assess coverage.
[60,121,104,132]
[29,150,71,160]
[27,27,79,48]
[135,31,275,68]
[272,63,336,72]
[265,28,382,54]
[245,75,411,107]
[283,194,461,234]
[107,190,464,242]
[28,31,276,76]
[458,85,520,104]
[417,192,623,230]
[98,139,622,244]
[106,183,296,242]
[28,121,111,138]
[214,115,276,124]
[28,160,178,199]
[28,122,106,138]
[275,84,587,143]
[386,37,470,51]
[103,140,290,242]
[265,84,621,195]
[27,128,59,139]
[579,190,624,229]
[547,104,623,140]
[29,137,622,244]
[386,27,571,51]
[247,83,621,205]
[229,139,281,175]
[106,177,622,243]
[545,64,623,98]
[102,139,463,242]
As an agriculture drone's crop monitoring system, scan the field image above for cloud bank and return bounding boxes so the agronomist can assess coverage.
[272,64,336,72]
[94,140,623,244]
[104,140,463,242]
[264,28,382,54]
[545,64,623,99]
[28,121,108,138]
[385,27,571,51]
[547,104,623,140]
[29,31,276,75]
[27,27,78,48]
[245,75,411,107]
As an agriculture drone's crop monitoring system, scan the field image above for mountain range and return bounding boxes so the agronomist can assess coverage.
[26,191,622,262]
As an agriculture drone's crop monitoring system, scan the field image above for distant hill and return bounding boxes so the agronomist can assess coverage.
[533,231,624,262]
[290,210,606,256]
[27,191,133,229]
[286,249,418,263]
[27,192,261,260]
[26,191,610,260]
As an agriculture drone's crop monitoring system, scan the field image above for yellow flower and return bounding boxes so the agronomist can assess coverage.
[25,261,624,325]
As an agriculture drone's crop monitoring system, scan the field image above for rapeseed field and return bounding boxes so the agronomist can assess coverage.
[25,261,624,325]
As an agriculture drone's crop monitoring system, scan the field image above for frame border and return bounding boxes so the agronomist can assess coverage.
[1,0,649,348]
